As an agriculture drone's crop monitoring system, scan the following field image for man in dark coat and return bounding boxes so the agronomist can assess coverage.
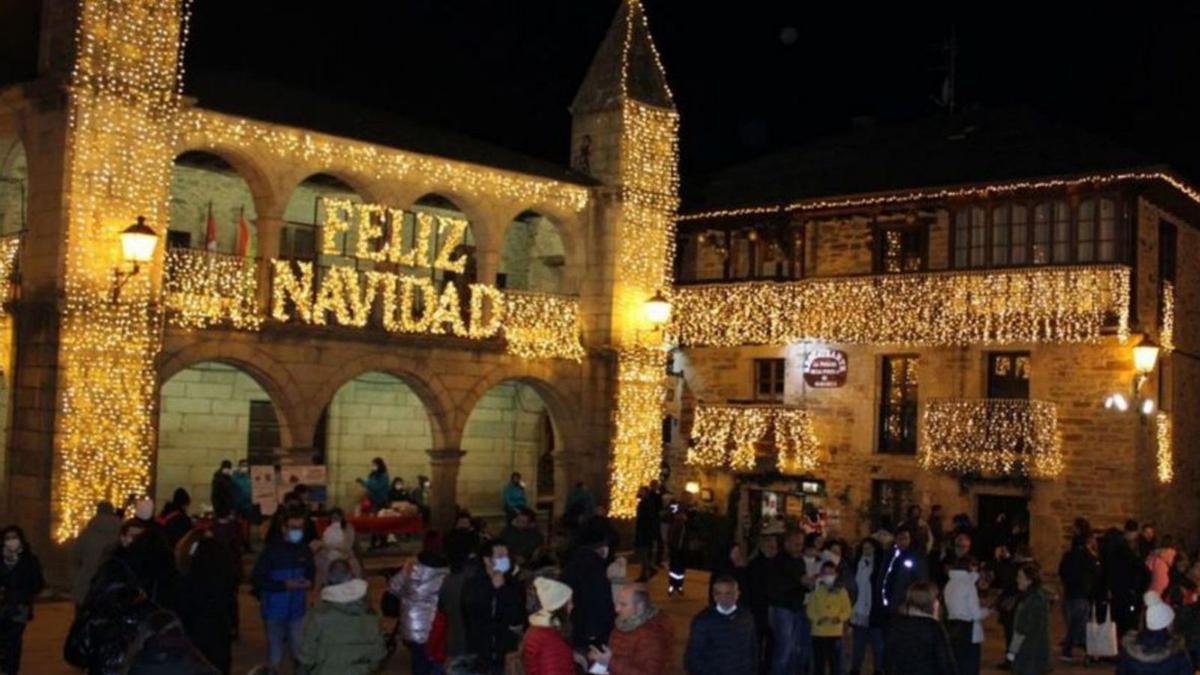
[1107,523,1151,635]
[685,575,757,674]
[210,460,238,518]
[634,487,658,581]
[767,531,813,673]
[882,527,928,615]
[1058,530,1102,661]
[462,539,524,670]
[562,527,615,651]
[746,533,779,673]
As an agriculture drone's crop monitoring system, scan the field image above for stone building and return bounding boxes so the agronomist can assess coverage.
[0,0,679,580]
[669,110,1200,564]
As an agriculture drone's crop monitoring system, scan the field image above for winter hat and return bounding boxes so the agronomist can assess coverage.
[135,498,154,521]
[534,577,573,613]
[1145,590,1175,631]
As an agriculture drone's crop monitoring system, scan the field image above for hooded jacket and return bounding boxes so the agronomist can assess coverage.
[389,558,449,644]
[1116,630,1193,675]
[297,579,387,675]
[944,568,990,644]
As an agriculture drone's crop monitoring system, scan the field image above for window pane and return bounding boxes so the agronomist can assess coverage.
[1098,198,1117,261]
[1053,201,1070,262]
[970,207,987,267]
[954,211,969,268]
[1033,203,1051,264]
[879,356,919,454]
[1011,204,1028,265]
[1077,199,1095,262]
[992,207,1009,265]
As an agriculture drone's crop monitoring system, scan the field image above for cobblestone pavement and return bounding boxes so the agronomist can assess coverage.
[22,561,1108,674]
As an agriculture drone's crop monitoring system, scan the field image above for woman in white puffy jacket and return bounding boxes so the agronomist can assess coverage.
[388,532,450,675]
[943,556,990,675]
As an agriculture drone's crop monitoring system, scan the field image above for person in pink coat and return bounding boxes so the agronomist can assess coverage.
[1147,546,1177,596]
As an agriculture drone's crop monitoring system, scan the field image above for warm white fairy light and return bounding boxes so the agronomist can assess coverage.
[688,404,821,474]
[678,171,1200,222]
[1156,411,1173,484]
[502,291,586,361]
[921,399,1063,477]
[57,0,192,541]
[671,265,1130,347]
[1161,281,1175,352]
[164,249,261,330]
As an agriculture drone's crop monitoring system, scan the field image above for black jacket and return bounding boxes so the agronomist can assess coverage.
[0,549,44,620]
[210,472,237,517]
[882,546,928,613]
[444,528,481,568]
[635,493,659,547]
[65,561,158,674]
[882,614,957,675]
[745,552,775,628]
[766,552,809,610]
[462,562,524,663]
[1107,540,1150,610]
[562,547,615,649]
[179,543,237,675]
[125,627,219,675]
[684,606,757,675]
[1058,543,1102,600]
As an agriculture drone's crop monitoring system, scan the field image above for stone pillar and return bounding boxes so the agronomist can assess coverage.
[255,216,284,314]
[475,248,502,288]
[427,448,465,532]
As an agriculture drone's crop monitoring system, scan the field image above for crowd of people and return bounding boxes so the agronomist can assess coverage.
[2,464,1199,674]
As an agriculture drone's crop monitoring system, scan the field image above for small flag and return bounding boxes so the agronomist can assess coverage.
[205,202,218,252]
[235,207,250,257]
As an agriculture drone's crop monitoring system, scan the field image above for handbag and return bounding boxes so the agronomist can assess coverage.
[1086,603,1118,657]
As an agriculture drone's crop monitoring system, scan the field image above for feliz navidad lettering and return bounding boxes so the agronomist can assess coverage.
[270,199,505,337]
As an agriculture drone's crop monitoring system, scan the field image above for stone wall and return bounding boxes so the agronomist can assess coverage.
[459,382,552,515]
[0,137,27,235]
[157,362,271,508]
[500,214,566,293]
[676,337,1144,565]
[325,372,432,509]
[169,162,257,254]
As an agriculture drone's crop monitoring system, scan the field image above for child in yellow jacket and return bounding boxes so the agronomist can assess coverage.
[806,560,852,675]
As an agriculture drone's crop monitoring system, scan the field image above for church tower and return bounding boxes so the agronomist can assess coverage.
[572,1,680,517]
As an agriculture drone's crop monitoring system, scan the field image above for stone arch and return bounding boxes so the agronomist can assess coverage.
[280,172,380,264]
[169,150,270,254]
[455,366,581,516]
[154,355,295,510]
[498,208,580,294]
[157,341,301,450]
[307,352,455,452]
[172,145,281,220]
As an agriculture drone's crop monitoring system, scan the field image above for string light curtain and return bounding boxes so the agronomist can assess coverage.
[56,0,192,541]
[1161,281,1175,352]
[164,249,261,330]
[671,265,1130,348]
[1156,412,1173,484]
[687,403,821,474]
[0,235,21,313]
[502,291,586,361]
[608,0,680,517]
[921,398,1063,477]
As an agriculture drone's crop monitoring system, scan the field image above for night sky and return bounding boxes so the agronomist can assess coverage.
[7,2,1200,200]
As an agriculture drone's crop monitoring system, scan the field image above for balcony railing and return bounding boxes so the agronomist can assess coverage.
[920,398,1062,478]
[164,248,262,330]
[670,264,1130,347]
[687,402,820,474]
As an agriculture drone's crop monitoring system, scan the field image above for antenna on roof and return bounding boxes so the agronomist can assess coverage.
[931,25,957,114]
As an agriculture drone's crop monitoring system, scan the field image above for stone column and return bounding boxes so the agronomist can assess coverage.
[552,448,577,518]
[427,448,465,532]
[255,215,284,314]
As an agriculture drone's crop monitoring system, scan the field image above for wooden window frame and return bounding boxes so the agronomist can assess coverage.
[873,222,929,274]
[753,358,786,403]
[878,354,920,455]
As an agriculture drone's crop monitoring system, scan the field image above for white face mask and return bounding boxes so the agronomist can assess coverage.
[492,556,512,574]
[716,603,737,616]
[818,575,836,587]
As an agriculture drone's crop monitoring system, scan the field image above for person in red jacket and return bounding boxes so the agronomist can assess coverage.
[523,577,576,675]
[590,584,674,675]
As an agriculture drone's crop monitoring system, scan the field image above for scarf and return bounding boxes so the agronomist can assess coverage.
[615,604,659,632]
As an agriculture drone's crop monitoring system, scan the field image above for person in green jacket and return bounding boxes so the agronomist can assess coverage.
[1007,562,1052,675]
[297,559,386,675]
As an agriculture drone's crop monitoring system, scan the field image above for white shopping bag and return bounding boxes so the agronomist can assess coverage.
[1086,604,1119,657]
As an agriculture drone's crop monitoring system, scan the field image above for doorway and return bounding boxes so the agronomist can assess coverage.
[976,494,1030,556]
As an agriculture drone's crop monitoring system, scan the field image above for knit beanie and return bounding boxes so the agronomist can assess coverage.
[534,577,573,613]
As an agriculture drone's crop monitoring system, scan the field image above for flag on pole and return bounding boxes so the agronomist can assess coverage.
[205,202,218,252]
[235,207,250,257]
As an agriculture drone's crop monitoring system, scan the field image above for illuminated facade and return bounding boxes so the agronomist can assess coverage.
[669,113,1200,564]
[0,0,676,577]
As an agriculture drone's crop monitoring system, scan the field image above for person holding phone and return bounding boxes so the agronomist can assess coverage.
[251,506,316,671]
[588,584,673,674]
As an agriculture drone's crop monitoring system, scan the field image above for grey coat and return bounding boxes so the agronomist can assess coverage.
[70,512,121,605]
[390,561,449,644]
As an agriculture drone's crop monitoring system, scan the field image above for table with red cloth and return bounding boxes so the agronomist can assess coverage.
[314,514,423,537]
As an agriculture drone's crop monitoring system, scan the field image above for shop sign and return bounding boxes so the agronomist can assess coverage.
[803,348,848,388]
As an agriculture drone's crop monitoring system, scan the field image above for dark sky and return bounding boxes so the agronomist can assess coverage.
[7,1,1200,196]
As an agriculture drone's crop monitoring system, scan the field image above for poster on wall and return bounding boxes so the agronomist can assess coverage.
[250,466,279,516]
[281,465,329,504]
[803,348,848,388]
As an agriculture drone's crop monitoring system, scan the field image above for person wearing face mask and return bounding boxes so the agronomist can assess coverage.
[463,540,525,670]
[563,527,616,652]
[684,576,757,674]
[849,537,886,675]
[388,476,411,505]
[251,506,316,671]
[0,526,43,674]
[211,459,238,519]
[806,561,851,675]
[232,460,253,518]
[944,556,989,675]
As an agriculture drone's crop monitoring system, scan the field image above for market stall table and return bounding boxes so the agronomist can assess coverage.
[315,514,424,537]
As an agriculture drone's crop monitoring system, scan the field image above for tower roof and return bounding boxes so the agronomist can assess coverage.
[571,0,674,113]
